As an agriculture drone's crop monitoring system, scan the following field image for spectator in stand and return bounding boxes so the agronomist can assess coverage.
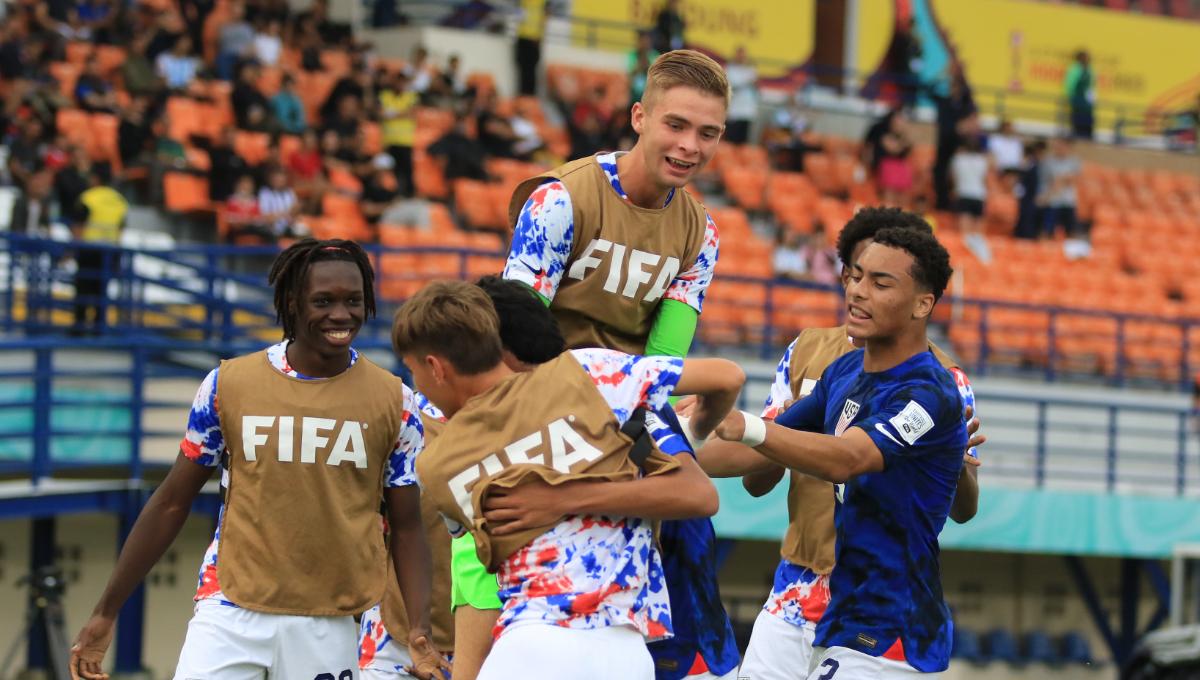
[246,0,290,25]
[807,223,840,286]
[1014,139,1046,240]
[287,128,327,212]
[653,0,686,53]
[725,46,757,145]
[292,0,351,48]
[156,35,200,92]
[476,90,519,159]
[932,61,977,210]
[334,130,374,185]
[379,69,417,197]
[862,107,898,177]
[8,117,48,191]
[208,126,251,202]
[952,135,992,264]
[258,165,306,238]
[431,53,471,107]
[144,5,187,61]
[74,59,118,113]
[117,96,153,173]
[1039,135,1080,239]
[877,109,914,207]
[887,17,923,107]
[179,0,215,57]
[403,45,436,102]
[72,169,128,335]
[253,17,283,67]
[320,59,373,127]
[76,0,119,44]
[224,173,268,242]
[427,112,488,181]
[510,99,546,160]
[122,33,165,100]
[232,61,272,131]
[361,153,400,225]
[627,31,658,105]
[514,0,545,96]
[323,93,362,140]
[57,146,108,226]
[989,118,1023,176]
[271,73,307,134]
[1064,49,1095,140]
[217,0,255,81]
[10,169,53,235]
[149,115,187,205]
[773,231,811,281]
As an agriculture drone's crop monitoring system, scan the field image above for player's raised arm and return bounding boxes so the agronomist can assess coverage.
[673,356,745,439]
[718,413,885,484]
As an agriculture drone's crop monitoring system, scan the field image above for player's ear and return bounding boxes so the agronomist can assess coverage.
[427,354,447,384]
[912,292,935,321]
[631,101,646,136]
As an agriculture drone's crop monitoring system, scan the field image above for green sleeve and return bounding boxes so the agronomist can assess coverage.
[1063,63,1081,98]
[644,299,699,358]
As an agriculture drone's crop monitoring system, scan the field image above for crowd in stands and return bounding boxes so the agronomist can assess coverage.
[3,0,1200,375]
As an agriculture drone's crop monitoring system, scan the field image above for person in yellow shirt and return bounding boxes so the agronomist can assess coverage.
[379,69,418,197]
[72,171,129,335]
[515,0,546,96]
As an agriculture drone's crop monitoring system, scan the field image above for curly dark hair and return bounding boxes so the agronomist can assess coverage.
[267,238,376,340]
[475,275,565,365]
[835,207,933,269]
[870,227,954,302]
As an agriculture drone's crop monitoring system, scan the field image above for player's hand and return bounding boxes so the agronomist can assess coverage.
[674,395,698,417]
[483,480,571,535]
[714,409,747,442]
[964,405,985,466]
[70,614,114,680]
[405,632,452,680]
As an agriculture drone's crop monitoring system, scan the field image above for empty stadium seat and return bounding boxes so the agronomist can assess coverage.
[984,629,1020,664]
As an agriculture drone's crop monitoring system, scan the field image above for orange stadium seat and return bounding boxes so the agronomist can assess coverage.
[233,131,271,166]
[163,173,211,213]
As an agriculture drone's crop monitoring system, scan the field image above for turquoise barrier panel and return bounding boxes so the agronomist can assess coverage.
[712,478,1200,559]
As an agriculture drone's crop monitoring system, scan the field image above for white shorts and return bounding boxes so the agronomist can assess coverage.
[738,609,816,680]
[174,598,359,680]
[806,646,934,680]
[477,624,654,680]
[690,670,738,680]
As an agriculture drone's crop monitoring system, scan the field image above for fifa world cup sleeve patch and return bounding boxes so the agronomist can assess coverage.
[888,400,935,445]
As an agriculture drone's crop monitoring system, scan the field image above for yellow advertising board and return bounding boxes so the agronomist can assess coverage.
[930,0,1200,126]
[569,0,815,79]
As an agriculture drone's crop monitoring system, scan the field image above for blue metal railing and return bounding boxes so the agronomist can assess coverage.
[0,340,1195,496]
[3,234,1198,390]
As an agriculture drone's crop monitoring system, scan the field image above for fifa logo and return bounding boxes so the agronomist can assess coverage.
[449,416,603,522]
[240,416,369,468]
[567,238,682,303]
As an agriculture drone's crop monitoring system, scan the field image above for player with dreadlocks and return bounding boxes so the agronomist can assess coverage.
[70,239,448,680]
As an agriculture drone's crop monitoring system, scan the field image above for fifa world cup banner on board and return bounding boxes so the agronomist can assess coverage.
[894,0,1200,127]
[569,0,815,80]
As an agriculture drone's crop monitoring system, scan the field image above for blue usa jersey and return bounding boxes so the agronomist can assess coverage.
[775,349,967,672]
[644,408,740,680]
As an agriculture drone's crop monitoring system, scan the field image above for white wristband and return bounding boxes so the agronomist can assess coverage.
[740,411,767,448]
[675,415,706,450]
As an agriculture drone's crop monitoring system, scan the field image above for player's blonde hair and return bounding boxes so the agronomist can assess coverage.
[642,49,730,110]
[392,280,504,374]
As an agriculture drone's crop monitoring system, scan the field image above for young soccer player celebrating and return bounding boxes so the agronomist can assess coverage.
[392,280,744,680]
[715,227,969,678]
[697,209,983,680]
[69,239,445,680]
[499,48,738,680]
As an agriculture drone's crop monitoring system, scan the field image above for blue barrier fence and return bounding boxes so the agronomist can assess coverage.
[0,338,1195,497]
[3,234,1198,390]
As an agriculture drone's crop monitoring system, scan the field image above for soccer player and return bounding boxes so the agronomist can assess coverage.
[697,208,984,680]
[714,227,968,678]
[69,239,445,680]
[358,276,568,680]
[498,48,739,680]
[392,280,744,680]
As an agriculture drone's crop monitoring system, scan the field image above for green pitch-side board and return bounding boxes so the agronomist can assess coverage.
[711,477,1200,559]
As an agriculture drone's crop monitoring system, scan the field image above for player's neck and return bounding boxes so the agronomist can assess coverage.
[616,146,671,209]
[862,326,929,373]
[460,363,518,403]
[286,341,351,378]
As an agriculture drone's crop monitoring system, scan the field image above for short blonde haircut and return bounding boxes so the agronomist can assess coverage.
[642,49,730,109]
[392,280,504,374]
